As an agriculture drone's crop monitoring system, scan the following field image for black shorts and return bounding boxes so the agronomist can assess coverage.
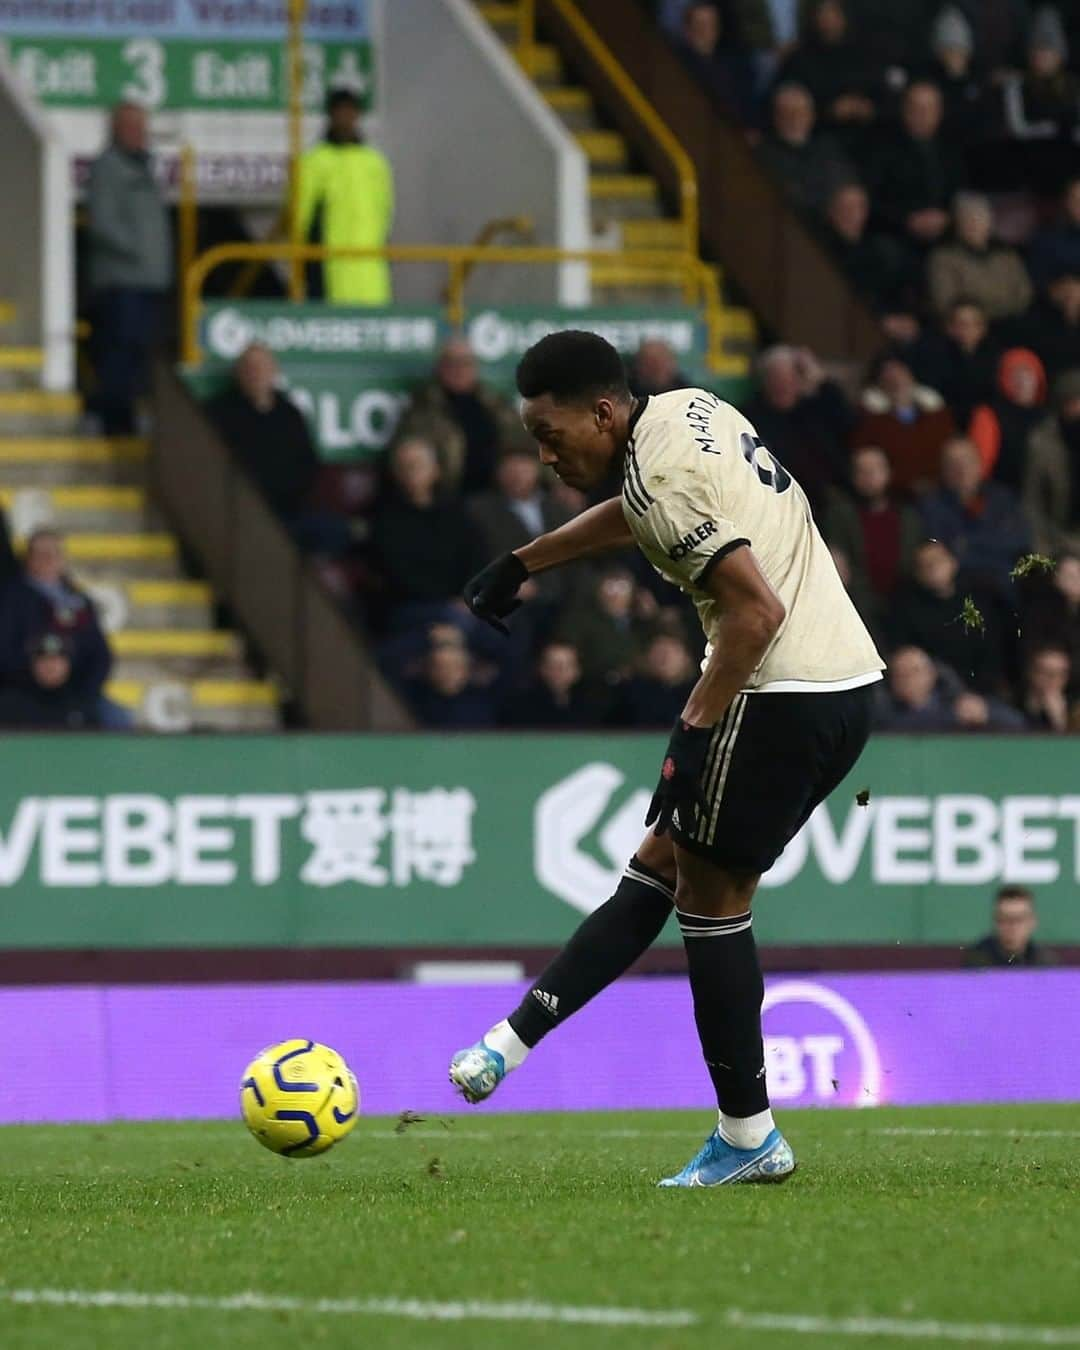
[671,683,876,874]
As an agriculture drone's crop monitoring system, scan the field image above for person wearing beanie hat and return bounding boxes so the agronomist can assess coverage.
[968,347,1048,491]
[1023,369,1080,555]
[919,6,987,148]
[932,5,974,59]
[1000,5,1080,189]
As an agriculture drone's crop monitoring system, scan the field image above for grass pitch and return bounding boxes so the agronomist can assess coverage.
[0,1104,1078,1350]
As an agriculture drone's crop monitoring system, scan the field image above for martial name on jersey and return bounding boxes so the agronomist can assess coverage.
[621,389,885,694]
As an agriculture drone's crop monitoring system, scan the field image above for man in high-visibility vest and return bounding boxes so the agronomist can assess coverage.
[296,87,394,305]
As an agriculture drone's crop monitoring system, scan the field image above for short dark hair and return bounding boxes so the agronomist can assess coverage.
[326,86,360,115]
[516,331,630,405]
[995,885,1034,907]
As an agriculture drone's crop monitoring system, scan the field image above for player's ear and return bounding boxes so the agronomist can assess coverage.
[594,397,615,431]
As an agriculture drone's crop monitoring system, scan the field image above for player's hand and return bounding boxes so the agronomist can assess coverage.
[464,552,529,636]
[645,719,713,837]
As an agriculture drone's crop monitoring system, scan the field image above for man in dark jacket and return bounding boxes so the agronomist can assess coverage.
[86,102,171,434]
[500,642,594,728]
[871,81,966,248]
[756,81,856,217]
[967,886,1056,967]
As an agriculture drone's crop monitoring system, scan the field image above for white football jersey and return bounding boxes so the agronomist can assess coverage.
[621,389,884,692]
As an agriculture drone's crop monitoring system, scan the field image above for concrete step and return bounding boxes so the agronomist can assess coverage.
[0,302,17,325]
[44,532,181,578]
[517,43,562,84]
[590,258,689,288]
[591,281,688,306]
[476,1,518,28]
[620,218,689,250]
[576,129,629,170]
[0,485,152,534]
[0,390,80,418]
[82,578,214,632]
[106,677,281,732]
[0,436,147,485]
[110,629,242,661]
[0,348,44,372]
[590,174,663,223]
[112,652,252,682]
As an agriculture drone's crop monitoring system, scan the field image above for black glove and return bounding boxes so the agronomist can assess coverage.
[464,552,530,635]
[645,719,713,838]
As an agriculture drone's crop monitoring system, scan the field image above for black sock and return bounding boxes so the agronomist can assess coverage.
[677,908,769,1118]
[507,855,674,1047]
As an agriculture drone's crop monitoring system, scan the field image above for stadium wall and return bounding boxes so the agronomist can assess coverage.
[379,0,590,306]
[0,733,1079,952]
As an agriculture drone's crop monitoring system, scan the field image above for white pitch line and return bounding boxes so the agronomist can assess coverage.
[726,1310,1080,1345]
[862,1127,1080,1141]
[0,1287,696,1329]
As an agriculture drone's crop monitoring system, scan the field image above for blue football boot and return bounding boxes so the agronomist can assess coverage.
[657,1126,796,1187]
[448,1042,506,1104]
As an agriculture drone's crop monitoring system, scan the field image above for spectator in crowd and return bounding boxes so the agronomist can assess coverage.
[1020,553,1080,682]
[1016,269,1080,378]
[398,337,526,495]
[0,529,122,729]
[827,445,923,602]
[405,636,494,729]
[871,81,966,248]
[776,0,878,147]
[888,538,1010,694]
[919,435,1031,590]
[921,6,986,149]
[744,344,852,518]
[556,566,652,704]
[756,82,856,216]
[1028,178,1080,290]
[1000,8,1079,148]
[674,1,755,120]
[369,437,482,629]
[296,87,394,305]
[822,183,914,314]
[612,632,697,727]
[968,347,1047,492]
[0,633,103,730]
[914,298,999,423]
[206,344,347,554]
[500,641,593,728]
[967,885,1056,967]
[1021,644,1074,731]
[927,193,1033,323]
[1023,369,1080,555]
[85,102,171,435]
[850,353,955,496]
[0,508,16,590]
[876,644,1023,730]
[629,339,689,396]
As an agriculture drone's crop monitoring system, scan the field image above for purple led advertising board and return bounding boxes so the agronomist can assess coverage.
[3,971,1078,1123]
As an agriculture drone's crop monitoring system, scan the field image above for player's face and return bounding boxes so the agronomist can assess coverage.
[520,393,618,490]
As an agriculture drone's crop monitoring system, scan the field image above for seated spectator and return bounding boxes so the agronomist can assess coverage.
[822,183,915,314]
[827,445,923,602]
[629,339,689,396]
[0,633,104,729]
[1000,8,1079,148]
[920,6,986,150]
[1015,269,1080,378]
[850,354,955,496]
[1028,178,1080,291]
[927,193,1033,324]
[397,337,526,494]
[888,539,1010,694]
[369,437,483,630]
[0,529,122,729]
[611,632,697,727]
[913,298,999,424]
[556,565,651,704]
[1023,370,1080,555]
[1021,644,1074,732]
[775,0,878,149]
[756,82,856,217]
[469,446,572,582]
[500,641,593,728]
[1020,552,1080,684]
[876,644,1023,731]
[206,344,347,555]
[871,81,965,249]
[744,344,852,519]
[968,347,1048,493]
[404,637,495,728]
[967,885,1056,967]
[919,436,1031,591]
[673,1,755,121]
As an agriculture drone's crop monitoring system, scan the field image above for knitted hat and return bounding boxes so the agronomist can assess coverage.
[931,6,974,56]
[1029,6,1068,59]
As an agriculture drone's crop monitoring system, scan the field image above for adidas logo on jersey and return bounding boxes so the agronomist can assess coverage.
[668,520,717,561]
[532,989,560,1016]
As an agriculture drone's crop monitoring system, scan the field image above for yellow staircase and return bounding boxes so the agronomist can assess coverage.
[0,305,281,731]
[475,0,756,371]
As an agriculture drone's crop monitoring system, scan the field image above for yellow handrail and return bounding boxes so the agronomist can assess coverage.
[517,0,536,73]
[545,0,699,285]
[181,241,726,369]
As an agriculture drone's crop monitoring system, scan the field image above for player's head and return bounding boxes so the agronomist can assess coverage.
[516,331,633,490]
[326,86,361,139]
